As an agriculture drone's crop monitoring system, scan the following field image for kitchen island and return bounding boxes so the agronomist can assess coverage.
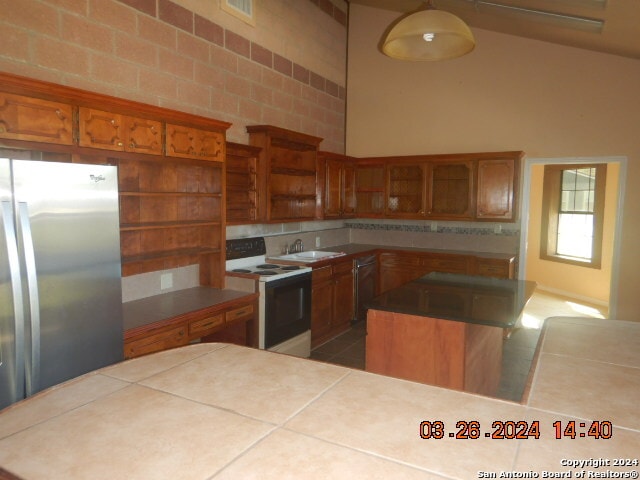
[0,316,639,479]
[366,273,537,399]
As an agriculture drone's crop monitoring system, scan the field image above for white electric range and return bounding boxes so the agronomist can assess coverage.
[226,237,312,357]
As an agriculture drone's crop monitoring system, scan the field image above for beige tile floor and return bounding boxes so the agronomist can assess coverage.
[310,289,609,401]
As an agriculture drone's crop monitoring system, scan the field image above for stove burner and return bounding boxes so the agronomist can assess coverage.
[281,265,301,271]
[259,270,278,276]
[232,269,252,273]
[256,263,279,269]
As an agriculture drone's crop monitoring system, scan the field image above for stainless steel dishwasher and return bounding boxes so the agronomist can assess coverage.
[354,254,378,324]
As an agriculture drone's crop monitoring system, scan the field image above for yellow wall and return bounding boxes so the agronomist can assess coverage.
[347,5,640,320]
[525,163,619,305]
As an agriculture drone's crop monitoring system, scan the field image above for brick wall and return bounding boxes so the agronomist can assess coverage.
[0,0,347,152]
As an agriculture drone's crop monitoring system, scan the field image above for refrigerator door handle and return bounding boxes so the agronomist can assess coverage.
[18,202,41,396]
[1,200,26,402]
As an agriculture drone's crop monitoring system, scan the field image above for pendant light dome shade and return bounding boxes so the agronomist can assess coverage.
[382,7,475,61]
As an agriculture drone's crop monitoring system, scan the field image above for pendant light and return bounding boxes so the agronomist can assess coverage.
[382,0,475,61]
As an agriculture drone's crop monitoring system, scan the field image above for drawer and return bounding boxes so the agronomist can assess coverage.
[225,304,254,323]
[476,260,511,278]
[379,252,419,267]
[189,313,224,337]
[421,255,468,273]
[124,325,187,359]
[332,260,353,275]
[312,265,332,284]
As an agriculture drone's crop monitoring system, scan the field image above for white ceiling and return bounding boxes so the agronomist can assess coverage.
[347,0,640,59]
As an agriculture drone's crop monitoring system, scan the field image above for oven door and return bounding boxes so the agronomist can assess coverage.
[263,272,311,349]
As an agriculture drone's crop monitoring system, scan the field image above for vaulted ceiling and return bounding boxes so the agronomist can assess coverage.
[347,0,640,59]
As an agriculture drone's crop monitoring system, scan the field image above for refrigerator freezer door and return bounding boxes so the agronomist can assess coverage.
[0,159,25,409]
[12,160,124,394]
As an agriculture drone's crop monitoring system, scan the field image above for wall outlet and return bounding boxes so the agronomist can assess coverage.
[160,273,173,290]
[315,236,321,248]
[430,222,438,232]
[494,224,502,234]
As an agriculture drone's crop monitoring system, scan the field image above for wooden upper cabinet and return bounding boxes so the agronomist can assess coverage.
[426,160,474,219]
[476,156,520,221]
[321,152,356,219]
[247,125,322,222]
[166,123,225,162]
[0,92,73,145]
[355,162,385,217]
[126,117,163,155]
[385,163,427,217]
[361,151,522,222]
[343,163,356,216]
[225,142,261,224]
[78,107,162,155]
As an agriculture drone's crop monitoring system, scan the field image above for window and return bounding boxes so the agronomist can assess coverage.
[540,164,606,268]
[221,0,255,26]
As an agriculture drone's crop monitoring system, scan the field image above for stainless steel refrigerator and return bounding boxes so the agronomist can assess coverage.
[1,158,123,410]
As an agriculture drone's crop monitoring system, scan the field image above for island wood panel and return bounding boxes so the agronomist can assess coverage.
[463,323,503,396]
[366,309,503,396]
[365,309,466,390]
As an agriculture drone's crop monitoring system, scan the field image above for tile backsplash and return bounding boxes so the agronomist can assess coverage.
[346,220,520,254]
[122,220,520,302]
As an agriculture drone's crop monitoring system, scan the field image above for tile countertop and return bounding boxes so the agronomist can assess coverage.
[1,317,639,479]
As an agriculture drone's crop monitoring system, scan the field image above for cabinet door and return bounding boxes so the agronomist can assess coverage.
[386,163,426,217]
[324,158,342,218]
[476,159,516,220]
[426,161,474,219]
[79,107,125,151]
[355,164,385,216]
[342,162,356,217]
[123,116,162,155]
[166,124,225,161]
[0,92,73,145]
[332,260,354,330]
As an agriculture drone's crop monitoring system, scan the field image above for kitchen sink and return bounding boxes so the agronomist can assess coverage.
[272,251,346,262]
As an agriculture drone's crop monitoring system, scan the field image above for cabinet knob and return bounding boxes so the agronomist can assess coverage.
[54,109,66,120]
[129,141,136,149]
[117,141,124,147]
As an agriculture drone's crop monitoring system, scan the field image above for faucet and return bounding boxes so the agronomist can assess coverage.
[290,239,304,253]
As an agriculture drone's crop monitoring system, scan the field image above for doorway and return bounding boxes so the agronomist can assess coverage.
[518,156,626,319]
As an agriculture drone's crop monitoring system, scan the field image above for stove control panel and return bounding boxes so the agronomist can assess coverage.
[226,237,267,260]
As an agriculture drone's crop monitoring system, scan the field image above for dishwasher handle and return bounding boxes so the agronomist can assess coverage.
[355,255,377,268]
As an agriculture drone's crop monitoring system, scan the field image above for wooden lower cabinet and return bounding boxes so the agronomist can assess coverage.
[366,309,503,397]
[378,252,422,293]
[378,251,471,293]
[311,258,355,348]
[124,299,256,359]
[379,251,515,293]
